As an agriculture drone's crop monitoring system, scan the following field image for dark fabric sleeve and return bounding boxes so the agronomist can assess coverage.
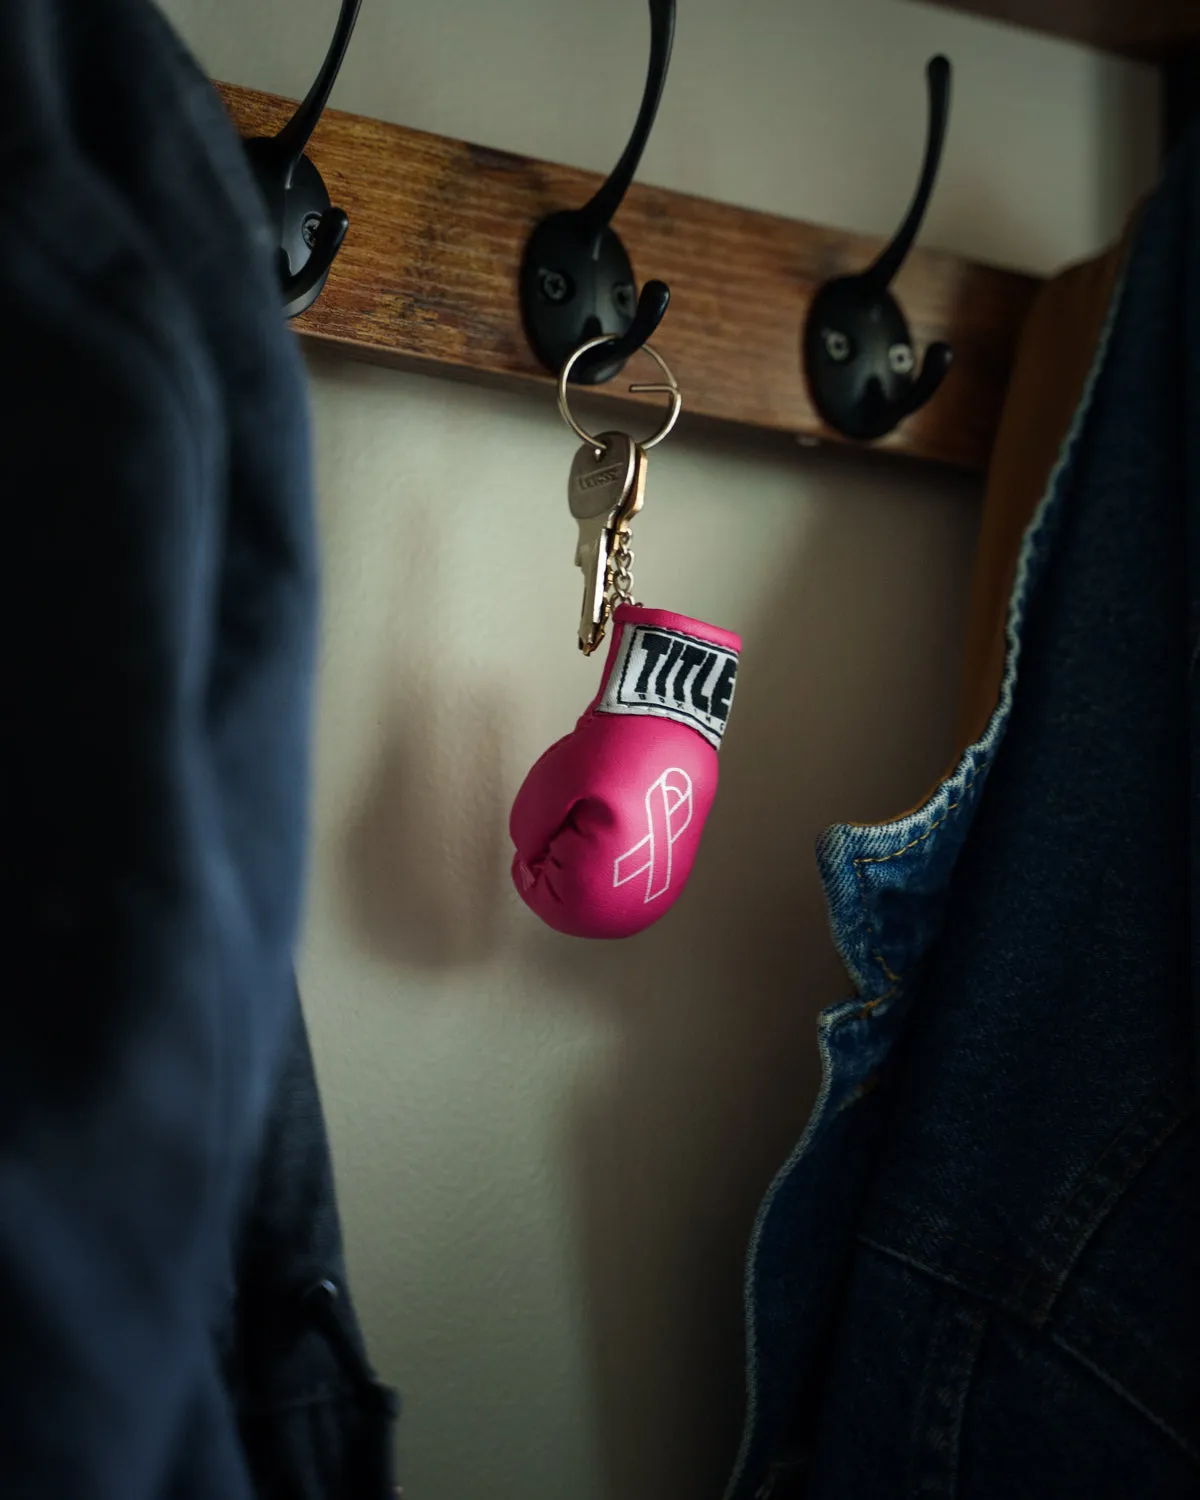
[225,986,400,1500]
[0,3,318,1496]
[0,172,252,1500]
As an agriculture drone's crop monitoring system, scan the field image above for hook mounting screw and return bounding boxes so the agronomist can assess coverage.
[519,0,676,385]
[803,55,955,441]
[612,283,637,320]
[538,269,572,305]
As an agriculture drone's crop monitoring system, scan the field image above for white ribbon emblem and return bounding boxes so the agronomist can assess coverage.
[613,768,694,903]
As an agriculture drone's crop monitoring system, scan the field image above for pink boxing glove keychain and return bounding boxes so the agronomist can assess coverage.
[512,603,740,938]
[509,336,740,939]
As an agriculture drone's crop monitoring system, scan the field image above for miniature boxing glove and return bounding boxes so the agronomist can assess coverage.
[510,604,741,939]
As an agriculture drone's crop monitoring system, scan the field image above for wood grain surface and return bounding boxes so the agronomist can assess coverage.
[219,82,1040,473]
[924,0,1200,57]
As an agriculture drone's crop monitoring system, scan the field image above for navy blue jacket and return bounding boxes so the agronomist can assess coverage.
[0,2,392,1494]
[726,125,1200,1500]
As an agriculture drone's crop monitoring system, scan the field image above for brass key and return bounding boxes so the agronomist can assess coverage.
[568,432,646,655]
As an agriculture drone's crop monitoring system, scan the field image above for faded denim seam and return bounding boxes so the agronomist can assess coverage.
[850,773,983,992]
[1014,1088,1194,1324]
[1049,1334,1200,1466]
[857,1231,1041,1305]
[905,1296,988,1500]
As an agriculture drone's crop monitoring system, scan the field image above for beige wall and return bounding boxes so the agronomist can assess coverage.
[158,3,1158,1497]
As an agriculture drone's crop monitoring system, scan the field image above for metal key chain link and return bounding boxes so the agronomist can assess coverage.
[609,527,636,609]
[557,339,682,455]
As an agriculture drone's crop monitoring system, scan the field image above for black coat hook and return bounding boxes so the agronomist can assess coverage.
[803,56,954,442]
[242,0,362,319]
[588,280,671,367]
[520,0,676,385]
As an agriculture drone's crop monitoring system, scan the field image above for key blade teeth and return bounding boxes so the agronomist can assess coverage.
[616,447,648,525]
[575,529,611,652]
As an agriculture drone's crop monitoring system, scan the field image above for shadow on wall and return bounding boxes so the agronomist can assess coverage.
[1093,62,1161,249]
[342,507,509,969]
[335,421,978,1500]
[524,444,980,1500]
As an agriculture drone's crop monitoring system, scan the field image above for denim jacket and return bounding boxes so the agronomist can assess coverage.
[726,131,1200,1500]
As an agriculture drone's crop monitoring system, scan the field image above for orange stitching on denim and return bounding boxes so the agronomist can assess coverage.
[838,1071,882,1112]
[855,774,980,869]
[857,985,897,1018]
[852,854,902,986]
[849,772,980,989]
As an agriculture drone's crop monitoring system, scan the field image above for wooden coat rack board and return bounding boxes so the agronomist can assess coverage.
[925,0,1200,59]
[218,3,1200,477]
[219,83,1038,475]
